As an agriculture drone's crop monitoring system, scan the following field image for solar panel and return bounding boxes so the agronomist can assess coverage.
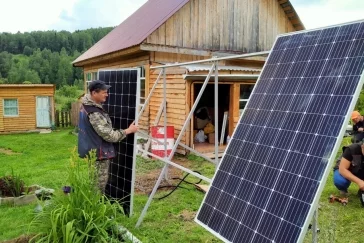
[98,69,140,215]
[196,20,364,243]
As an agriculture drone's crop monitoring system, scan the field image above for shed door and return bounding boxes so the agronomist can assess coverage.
[36,96,51,128]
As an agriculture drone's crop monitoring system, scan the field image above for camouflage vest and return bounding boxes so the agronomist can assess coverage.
[78,105,115,160]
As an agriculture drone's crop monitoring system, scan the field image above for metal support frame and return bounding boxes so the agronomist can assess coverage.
[132,51,271,227]
[135,64,216,227]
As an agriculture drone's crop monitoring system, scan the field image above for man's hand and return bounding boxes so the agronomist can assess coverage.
[358,127,364,132]
[125,122,139,135]
[358,180,364,191]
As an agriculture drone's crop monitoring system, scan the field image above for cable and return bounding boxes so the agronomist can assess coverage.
[149,171,203,200]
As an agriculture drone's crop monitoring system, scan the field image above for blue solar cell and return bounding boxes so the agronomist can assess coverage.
[196,21,364,243]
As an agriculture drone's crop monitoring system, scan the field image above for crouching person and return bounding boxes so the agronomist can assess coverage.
[333,142,364,198]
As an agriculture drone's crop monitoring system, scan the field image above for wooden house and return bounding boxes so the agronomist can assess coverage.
[0,84,55,133]
[73,0,304,154]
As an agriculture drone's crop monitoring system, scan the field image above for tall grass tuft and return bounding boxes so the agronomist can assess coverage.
[30,149,125,243]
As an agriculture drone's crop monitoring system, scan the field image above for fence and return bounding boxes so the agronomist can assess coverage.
[55,111,71,127]
[55,102,81,128]
[71,102,81,126]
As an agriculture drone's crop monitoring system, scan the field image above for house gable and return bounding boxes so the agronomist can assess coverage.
[145,0,301,53]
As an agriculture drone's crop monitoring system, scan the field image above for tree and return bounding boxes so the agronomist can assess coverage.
[23,46,33,56]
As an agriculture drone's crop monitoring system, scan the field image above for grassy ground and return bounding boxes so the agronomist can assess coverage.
[0,130,363,242]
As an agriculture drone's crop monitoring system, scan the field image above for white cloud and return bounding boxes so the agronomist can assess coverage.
[50,0,148,32]
[0,0,76,33]
[0,0,363,33]
[291,0,364,29]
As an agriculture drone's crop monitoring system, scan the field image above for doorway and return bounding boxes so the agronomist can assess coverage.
[36,96,51,128]
[192,83,230,155]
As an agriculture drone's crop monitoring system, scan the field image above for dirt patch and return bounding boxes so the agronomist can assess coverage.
[177,210,196,221]
[2,235,34,243]
[135,157,192,194]
[0,148,21,155]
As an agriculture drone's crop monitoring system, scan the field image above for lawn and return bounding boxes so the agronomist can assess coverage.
[0,130,363,242]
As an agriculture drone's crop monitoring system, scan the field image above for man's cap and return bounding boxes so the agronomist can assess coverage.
[88,80,111,92]
[351,111,361,120]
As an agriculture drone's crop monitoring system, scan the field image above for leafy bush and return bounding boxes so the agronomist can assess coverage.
[0,169,25,197]
[31,149,125,243]
[55,85,84,111]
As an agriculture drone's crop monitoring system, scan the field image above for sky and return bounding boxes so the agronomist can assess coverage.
[0,0,363,33]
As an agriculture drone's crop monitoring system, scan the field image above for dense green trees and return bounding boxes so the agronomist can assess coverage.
[0,27,112,87]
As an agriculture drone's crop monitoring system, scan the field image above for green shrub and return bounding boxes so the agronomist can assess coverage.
[0,169,25,197]
[30,149,125,243]
[55,85,84,111]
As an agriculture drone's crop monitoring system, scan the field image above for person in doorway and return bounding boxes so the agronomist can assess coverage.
[351,111,364,143]
[333,141,364,199]
[78,80,138,194]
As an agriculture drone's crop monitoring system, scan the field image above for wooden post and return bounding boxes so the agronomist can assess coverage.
[55,111,59,127]
[61,111,65,127]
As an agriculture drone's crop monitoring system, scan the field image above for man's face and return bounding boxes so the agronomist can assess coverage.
[91,89,108,104]
[353,116,361,124]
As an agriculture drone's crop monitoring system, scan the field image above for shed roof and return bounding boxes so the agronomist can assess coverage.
[73,0,304,65]
[0,84,55,88]
[183,64,261,73]
[73,0,189,64]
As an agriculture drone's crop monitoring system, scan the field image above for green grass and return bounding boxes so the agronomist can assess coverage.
[0,131,363,242]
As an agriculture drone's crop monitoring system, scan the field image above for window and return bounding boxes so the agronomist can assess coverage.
[4,99,18,116]
[139,66,146,105]
[85,72,98,93]
[239,84,254,114]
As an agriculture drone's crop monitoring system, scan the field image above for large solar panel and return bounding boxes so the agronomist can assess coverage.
[98,69,140,215]
[196,21,364,243]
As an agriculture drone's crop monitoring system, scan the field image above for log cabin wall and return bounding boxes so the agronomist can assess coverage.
[145,0,296,53]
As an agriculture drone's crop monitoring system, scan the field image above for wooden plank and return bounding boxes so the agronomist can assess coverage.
[149,102,185,110]
[154,84,185,90]
[229,84,240,136]
[149,106,185,115]
[150,97,186,105]
[150,110,187,120]
[182,2,192,48]
[191,0,198,49]
[148,77,185,84]
[198,0,206,49]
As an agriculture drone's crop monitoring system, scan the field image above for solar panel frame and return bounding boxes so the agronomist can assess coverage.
[97,68,140,216]
[195,19,364,243]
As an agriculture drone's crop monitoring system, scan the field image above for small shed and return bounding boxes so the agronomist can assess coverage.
[0,84,55,133]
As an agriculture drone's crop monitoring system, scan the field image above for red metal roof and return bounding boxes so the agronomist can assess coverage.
[73,0,189,64]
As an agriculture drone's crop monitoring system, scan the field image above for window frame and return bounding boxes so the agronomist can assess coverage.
[239,84,255,114]
[3,98,19,117]
[139,66,146,105]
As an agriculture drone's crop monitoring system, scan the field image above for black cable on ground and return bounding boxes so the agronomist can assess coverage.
[149,171,203,200]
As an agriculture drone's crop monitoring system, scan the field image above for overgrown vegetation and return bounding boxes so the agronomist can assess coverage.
[55,84,84,111]
[0,169,25,197]
[31,150,126,242]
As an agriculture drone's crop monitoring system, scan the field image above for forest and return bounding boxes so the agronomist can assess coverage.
[0,27,113,110]
[0,27,112,88]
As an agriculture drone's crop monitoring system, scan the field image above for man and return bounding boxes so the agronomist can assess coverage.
[78,80,138,194]
[333,141,364,199]
[351,111,364,142]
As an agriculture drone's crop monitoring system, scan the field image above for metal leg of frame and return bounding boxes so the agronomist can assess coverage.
[311,209,318,243]
[214,61,219,165]
[135,64,216,228]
